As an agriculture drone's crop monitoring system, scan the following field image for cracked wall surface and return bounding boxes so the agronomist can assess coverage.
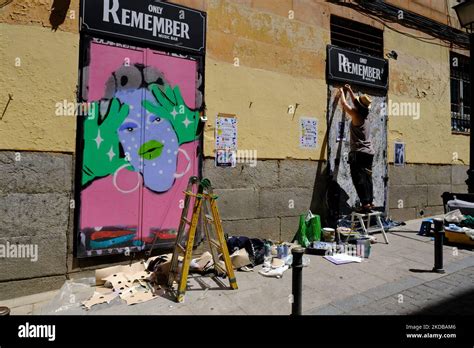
[0,0,468,163]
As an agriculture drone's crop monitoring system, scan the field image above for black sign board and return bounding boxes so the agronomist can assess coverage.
[81,0,206,54]
[327,45,388,90]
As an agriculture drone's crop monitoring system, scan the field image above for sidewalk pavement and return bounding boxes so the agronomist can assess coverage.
[317,265,474,315]
[2,216,473,315]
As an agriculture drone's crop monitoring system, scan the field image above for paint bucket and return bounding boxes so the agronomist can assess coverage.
[264,243,272,257]
[322,228,336,242]
[356,238,371,258]
[264,243,272,268]
[277,245,283,259]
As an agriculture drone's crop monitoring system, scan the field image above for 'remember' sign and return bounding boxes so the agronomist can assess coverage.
[81,0,206,53]
[327,45,388,90]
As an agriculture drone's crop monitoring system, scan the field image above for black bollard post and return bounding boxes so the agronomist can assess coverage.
[0,306,10,316]
[291,247,305,316]
[432,218,445,274]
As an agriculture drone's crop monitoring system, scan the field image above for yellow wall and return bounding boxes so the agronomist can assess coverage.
[203,0,470,163]
[385,27,469,164]
[203,0,330,159]
[0,0,469,165]
[204,58,328,159]
[0,23,78,152]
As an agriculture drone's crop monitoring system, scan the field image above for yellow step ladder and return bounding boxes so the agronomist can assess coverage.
[167,177,238,303]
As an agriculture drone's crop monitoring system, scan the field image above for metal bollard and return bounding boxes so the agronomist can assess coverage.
[432,218,445,274]
[0,306,10,316]
[291,247,305,316]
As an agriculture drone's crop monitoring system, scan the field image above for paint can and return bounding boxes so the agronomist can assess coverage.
[322,228,336,242]
[264,242,272,257]
[277,245,284,259]
[264,242,272,268]
[356,238,371,258]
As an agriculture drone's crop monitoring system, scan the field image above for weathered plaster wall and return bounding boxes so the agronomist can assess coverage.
[0,0,79,32]
[204,58,328,159]
[386,0,462,28]
[2,0,466,163]
[385,28,469,164]
[203,0,329,159]
[203,0,470,164]
[0,23,78,152]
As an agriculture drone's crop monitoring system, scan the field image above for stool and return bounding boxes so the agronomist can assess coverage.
[351,211,389,244]
[418,219,433,236]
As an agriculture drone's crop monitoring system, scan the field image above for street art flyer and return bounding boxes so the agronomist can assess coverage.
[215,114,237,167]
[300,117,318,149]
[394,141,405,166]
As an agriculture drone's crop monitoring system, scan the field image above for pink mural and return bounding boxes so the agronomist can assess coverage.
[78,38,200,257]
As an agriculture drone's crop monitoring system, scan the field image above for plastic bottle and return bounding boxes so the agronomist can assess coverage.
[263,242,272,268]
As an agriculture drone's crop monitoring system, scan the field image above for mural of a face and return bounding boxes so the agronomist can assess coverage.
[79,43,201,258]
[116,88,179,192]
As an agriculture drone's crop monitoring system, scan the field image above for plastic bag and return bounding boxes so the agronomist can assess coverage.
[258,265,289,279]
[296,214,309,247]
[296,211,321,247]
[445,209,465,224]
[38,278,95,315]
[306,213,321,243]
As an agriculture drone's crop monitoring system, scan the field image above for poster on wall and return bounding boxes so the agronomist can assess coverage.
[394,142,405,166]
[215,114,237,167]
[300,117,318,149]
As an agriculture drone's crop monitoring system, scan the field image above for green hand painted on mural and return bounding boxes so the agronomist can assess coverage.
[82,98,130,186]
[143,84,198,145]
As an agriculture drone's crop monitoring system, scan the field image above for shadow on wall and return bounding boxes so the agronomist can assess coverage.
[50,0,71,31]
[309,133,329,227]
[309,94,336,227]
[328,89,352,222]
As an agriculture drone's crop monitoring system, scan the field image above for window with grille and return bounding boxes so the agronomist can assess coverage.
[330,15,384,58]
[450,52,470,133]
